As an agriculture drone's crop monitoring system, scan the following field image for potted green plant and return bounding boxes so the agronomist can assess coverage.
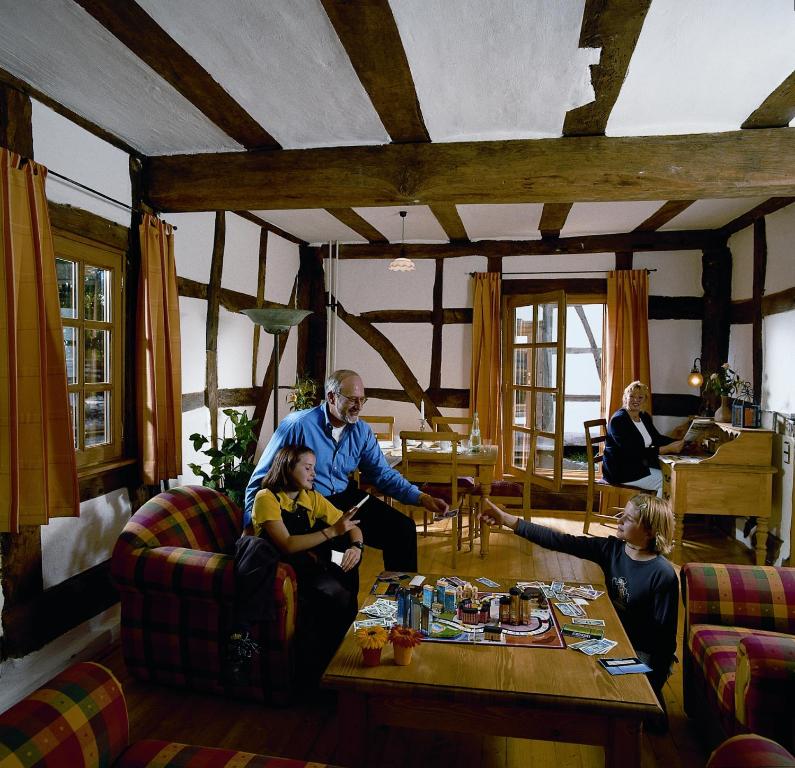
[286,376,318,411]
[704,363,752,423]
[188,408,259,508]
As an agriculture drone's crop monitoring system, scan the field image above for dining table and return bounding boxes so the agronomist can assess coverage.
[380,440,498,557]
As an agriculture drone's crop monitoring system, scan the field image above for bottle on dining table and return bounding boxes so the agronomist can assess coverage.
[469,411,482,453]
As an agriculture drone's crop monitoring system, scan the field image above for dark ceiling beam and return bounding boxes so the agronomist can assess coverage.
[719,197,795,237]
[74,0,279,150]
[539,203,574,238]
[325,208,387,243]
[429,204,468,242]
[633,200,695,232]
[145,128,795,212]
[742,70,795,129]
[319,0,429,143]
[563,0,652,136]
[232,211,306,246]
[315,229,722,260]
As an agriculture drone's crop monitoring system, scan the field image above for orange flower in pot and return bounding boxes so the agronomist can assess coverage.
[354,625,388,666]
[389,625,423,666]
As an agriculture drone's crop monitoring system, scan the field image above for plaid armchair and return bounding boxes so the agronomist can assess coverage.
[682,562,795,752]
[0,662,339,767]
[111,485,297,704]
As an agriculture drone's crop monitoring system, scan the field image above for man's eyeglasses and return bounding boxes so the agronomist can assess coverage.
[337,392,368,407]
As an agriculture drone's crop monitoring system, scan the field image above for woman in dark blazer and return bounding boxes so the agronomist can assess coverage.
[602,381,684,496]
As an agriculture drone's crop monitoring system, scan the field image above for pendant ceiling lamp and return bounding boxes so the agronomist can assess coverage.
[388,210,415,272]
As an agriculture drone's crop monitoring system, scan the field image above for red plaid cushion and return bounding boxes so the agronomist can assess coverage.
[118,741,336,767]
[0,662,128,767]
[488,480,523,497]
[708,735,795,768]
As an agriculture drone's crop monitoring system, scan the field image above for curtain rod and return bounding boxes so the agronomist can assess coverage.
[38,165,178,230]
[471,268,657,276]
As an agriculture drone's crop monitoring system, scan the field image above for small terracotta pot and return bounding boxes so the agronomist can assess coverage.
[393,645,414,666]
[361,647,382,667]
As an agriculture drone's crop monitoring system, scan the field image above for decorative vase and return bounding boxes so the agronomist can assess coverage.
[714,395,733,423]
[361,647,382,667]
[393,645,414,666]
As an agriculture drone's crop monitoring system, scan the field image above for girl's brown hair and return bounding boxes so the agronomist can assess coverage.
[629,493,675,555]
[260,445,314,493]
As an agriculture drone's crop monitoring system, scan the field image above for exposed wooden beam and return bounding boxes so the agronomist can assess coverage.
[0,81,32,157]
[48,202,129,251]
[563,0,652,136]
[742,70,795,129]
[429,204,468,242]
[752,218,766,402]
[615,251,633,270]
[206,212,225,445]
[429,259,444,390]
[319,0,429,143]
[719,196,795,236]
[325,208,387,243]
[539,203,573,238]
[146,128,795,212]
[74,0,278,150]
[633,200,695,232]
[232,211,306,245]
[317,229,722,260]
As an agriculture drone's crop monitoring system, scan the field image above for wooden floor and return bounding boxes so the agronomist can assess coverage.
[93,513,758,768]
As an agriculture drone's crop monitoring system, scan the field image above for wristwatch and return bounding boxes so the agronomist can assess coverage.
[351,541,365,551]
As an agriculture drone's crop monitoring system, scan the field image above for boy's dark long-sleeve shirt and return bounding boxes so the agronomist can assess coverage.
[515,519,678,676]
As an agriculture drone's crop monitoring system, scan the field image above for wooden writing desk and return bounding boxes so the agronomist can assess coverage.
[659,424,775,565]
[323,573,659,767]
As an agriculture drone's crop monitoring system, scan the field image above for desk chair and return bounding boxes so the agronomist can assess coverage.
[399,431,474,569]
[583,419,638,534]
[358,415,396,505]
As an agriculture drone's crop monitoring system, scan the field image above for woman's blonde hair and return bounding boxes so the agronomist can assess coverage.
[630,493,675,555]
[622,381,650,409]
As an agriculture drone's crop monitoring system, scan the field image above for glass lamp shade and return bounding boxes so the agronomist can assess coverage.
[388,257,415,272]
[688,369,704,388]
[240,307,312,333]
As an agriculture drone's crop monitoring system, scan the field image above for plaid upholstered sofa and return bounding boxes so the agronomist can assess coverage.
[0,661,338,767]
[682,562,795,752]
[111,485,297,704]
[707,734,795,767]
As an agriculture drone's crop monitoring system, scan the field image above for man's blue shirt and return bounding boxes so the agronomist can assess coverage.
[244,403,422,526]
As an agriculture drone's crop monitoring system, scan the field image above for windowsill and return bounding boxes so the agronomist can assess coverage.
[77,456,136,480]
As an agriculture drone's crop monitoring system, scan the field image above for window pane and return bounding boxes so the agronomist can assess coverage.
[85,392,110,447]
[534,435,555,469]
[512,389,527,427]
[514,306,532,343]
[84,265,110,321]
[535,392,557,432]
[63,327,78,385]
[57,258,77,319]
[84,329,110,384]
[513,349,530,386]
[535,346,557,389]
[69,392,77,448]
[536,303,558,343]
[512,430,531,470]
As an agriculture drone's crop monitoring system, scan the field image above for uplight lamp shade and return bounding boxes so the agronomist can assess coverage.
[240,307,312,333]
[388,257,415,272]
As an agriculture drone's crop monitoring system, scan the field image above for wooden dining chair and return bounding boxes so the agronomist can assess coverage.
[358,415,396,505]
[431,416,472,437]
[399,430,473,569]
[583,419,638,534]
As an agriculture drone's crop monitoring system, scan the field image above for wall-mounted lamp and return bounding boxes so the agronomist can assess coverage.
[388,210,415,272]
[688,357,704,388]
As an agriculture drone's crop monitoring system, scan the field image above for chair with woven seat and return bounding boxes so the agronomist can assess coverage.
[583,418,639,534]
[399,430,474,569]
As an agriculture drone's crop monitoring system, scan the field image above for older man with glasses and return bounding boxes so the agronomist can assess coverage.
[244,369,448,571]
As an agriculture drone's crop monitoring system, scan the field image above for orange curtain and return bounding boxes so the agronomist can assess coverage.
[602,269,651,419]
[470,272,502,477]
[136,214,181,485]
[0,149,79,533]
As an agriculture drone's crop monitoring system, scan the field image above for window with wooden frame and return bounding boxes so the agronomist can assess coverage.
[503,291,605,490]
[54,230,124,469]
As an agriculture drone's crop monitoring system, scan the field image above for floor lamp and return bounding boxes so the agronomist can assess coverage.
[241,308,312,432]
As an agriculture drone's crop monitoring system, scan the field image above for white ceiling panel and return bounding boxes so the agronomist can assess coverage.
[608,0,795,136]
[560,201,663,237]
[251,209,366,245]
[390,0,598,142]
[353,206,448,242]
[457,204,544,240]
[137,0,390,149]
[0,0,242,155]
[660,197,771,231]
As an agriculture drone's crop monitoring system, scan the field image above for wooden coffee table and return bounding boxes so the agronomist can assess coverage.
[322,575,660,767]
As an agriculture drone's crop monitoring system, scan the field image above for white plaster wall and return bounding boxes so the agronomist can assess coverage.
[765,205,795,293]
[649,319,701,395]
[727,324,753,385]
[764,312,795,414]
[41,489,130,588]
[337,258,434,312]
[729,227,754,300]
[32,100,131,228]
[179,297,207,393]
[636,251,703,296]
[217,308,257,390]
[171,212,216,284]
[443,256,487,306]
[264,233,300,304]
[181,406,211,484]
[222,214,260,294]
[501,252,616,276]
[441,324,471,389]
